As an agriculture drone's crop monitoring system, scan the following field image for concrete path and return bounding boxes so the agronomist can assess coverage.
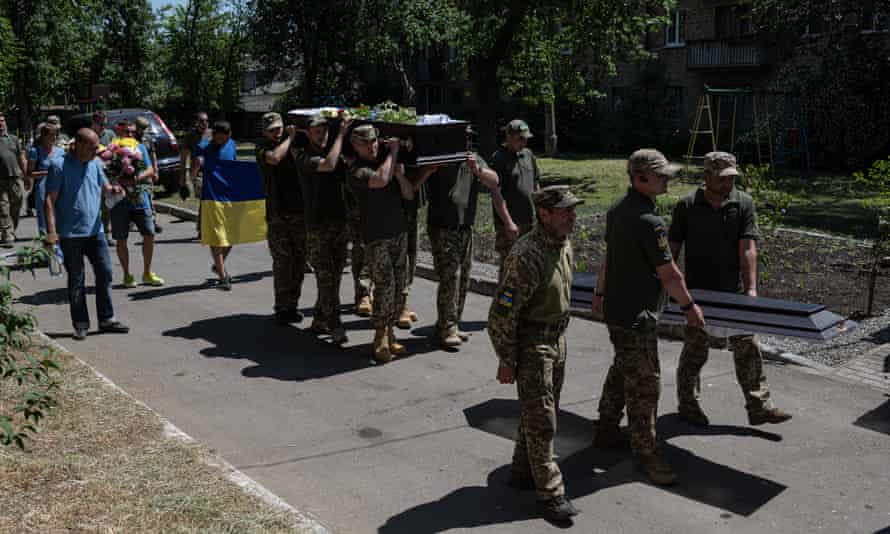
[12,213,890,534]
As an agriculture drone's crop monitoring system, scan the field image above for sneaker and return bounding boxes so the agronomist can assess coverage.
[748,407,792,426]
[220,275,232,291]
[331,326,348,345]
[123,273,138,288]
[592,421,631,450]
[73,327,88,340]
[141,272,165,286]
[638,453,677,486]
[678,404,710,427]
[537,495,579,522]
[154,222,163,234]
[98,320,130,334]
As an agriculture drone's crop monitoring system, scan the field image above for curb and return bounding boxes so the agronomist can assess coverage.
[35,330,331,534]
[155,200,823,371]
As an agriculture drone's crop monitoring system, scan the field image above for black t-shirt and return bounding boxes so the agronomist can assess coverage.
[350,159,406,242]
[293,144,346,225]
[427,153,489,228]
[668,187,760,292]
[490,146,539,227]
[256,137,303,221]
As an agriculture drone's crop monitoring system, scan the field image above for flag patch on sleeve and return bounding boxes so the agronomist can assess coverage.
[497,289,514,308]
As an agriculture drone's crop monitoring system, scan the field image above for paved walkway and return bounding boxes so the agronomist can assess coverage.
[11,213,890,534]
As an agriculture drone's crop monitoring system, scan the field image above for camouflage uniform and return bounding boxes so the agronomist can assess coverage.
[0,132,24,242]
[256,118,307,316]
[401,204,418,307]
[487,186,582,500]
[306,223,348,327]
[366,232,407,329]
[429,225,472,334]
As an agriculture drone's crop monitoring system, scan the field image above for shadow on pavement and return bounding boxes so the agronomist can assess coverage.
[137,237,200,245]
[854,397,890,436]
[128,271,273,300]
[382,399,786,531]
[163,313,441,381]
[19,287,72,306]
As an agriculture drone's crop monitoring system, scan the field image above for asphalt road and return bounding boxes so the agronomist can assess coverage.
[12,213,890,534]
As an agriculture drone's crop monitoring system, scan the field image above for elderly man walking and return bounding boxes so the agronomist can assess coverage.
[0,112,26,247]
[44,129,130,340]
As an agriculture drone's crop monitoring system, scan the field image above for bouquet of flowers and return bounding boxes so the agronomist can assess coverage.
[98,138,148,205]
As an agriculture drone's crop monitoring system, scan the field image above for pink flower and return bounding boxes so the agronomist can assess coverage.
[107,144,119,152]
[100,150,112,160]
[124,165,135,175]
[121,156,131,167]
[130,150,142,161]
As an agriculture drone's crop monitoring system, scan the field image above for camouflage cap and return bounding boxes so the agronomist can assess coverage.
[46,114,61,125]
[306,114,328,128]
[505,119,533,138]
[134,116,150,130]
[351,124,378,141]
[533,185,584,209]
[262,112,284,131]
[627,148,681,177]
[703,151,739,177]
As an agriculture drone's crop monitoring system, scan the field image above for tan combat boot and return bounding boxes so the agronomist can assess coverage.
[437,325,462,348]
[356,296,372,317]
[388,326,408,356]
[373,328,392,363]
[398,305,413,329]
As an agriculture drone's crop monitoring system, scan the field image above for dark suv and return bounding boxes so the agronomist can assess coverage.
[65,108,181,194]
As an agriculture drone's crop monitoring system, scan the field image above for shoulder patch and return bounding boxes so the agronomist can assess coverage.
[497,288,514,309]
[654,224,669,251]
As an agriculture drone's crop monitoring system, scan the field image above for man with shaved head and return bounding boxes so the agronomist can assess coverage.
[44,128,130,340]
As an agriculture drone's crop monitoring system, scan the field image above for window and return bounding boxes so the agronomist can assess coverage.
[665,9,686,46]
[716,5,754,39]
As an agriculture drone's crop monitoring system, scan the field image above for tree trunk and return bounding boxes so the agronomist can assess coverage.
[472,60,500,156]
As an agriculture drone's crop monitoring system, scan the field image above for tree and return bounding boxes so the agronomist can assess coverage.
[0,16,19,107]
[93,0,158,107]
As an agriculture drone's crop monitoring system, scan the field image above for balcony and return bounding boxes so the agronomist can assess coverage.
[686,39,769,70]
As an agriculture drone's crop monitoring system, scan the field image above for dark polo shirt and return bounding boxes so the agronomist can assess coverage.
[490,145,539,227]
[668,187,759,293]
[603,188,674,329]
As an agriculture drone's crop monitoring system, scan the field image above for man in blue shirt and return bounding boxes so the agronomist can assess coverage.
[109,122,165,288]
[44,128,130,340]
[198,121,238,290]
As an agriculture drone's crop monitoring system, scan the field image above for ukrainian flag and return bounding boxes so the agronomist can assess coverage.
[200,160,267,246]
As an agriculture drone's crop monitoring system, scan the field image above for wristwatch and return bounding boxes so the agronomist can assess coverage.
[680,300,696,312]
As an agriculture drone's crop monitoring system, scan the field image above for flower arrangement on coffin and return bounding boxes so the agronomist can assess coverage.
[98,138,149,205]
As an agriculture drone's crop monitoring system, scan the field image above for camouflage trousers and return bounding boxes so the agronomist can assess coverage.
[0,178,23,239]
[306,222,348,328]
[494,221,533,282]
[402,208,418,304]
[346,208,371,303]
[267,215,307,313]
[677,326,773,412]
[598,325,661,457]
[512,332,567,499]
[365,232,407,330]
[428,224,472,334]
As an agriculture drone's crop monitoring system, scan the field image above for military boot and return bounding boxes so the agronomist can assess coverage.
[638,453,677,486]
[356,296,373,317]
[678,403,710,427]
[537,495,579,522]
[456,330,470,342]
[437,325,462,348]
[397,305,413,329]
[309,320,331,335]
[748,407,792,426]
[388,326,408,356]
[373,328,392,363]
[592,420,631,450]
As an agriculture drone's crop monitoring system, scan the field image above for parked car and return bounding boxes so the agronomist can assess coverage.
[65,108,181,195]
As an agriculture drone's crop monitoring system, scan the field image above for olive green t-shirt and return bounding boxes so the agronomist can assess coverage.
[0,133,23,178]
[603,188,674,329]
[349,159,406,242]
[669,187,759,293]
[490,145,539,227]
[293,144,345,225]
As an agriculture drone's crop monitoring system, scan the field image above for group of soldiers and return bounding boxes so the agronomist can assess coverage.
[488,149,792,522]
[255,113,538,362]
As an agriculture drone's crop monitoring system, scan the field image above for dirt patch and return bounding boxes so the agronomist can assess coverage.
[0,340,313,533]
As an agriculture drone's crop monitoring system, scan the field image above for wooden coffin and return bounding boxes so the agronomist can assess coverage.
[570,272,856,341]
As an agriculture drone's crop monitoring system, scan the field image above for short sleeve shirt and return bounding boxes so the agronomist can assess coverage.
[99,129,116,147]
[293,144,346,225]
[668,187,759,293]
[28,145,64,173]
[490,145,539,226]
[349,158,406,242]
[427,153,488,228]
[603,188,674,329]
[0,133,23,178]
[256,137,303,221]
[45,154,108,238]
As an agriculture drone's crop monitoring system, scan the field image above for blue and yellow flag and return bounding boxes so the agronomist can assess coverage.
[200,160,267,246]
